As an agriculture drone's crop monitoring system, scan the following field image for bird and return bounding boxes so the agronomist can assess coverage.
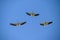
[40,21,53,26]
[26,12,39,16]
[10,22,26,26]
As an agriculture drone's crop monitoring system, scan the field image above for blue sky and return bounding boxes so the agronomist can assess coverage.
[0,0,60,40]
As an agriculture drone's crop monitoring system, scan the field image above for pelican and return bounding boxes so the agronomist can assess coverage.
[40,21,53,26]
[10,22,26,26]
[26,12,39,16]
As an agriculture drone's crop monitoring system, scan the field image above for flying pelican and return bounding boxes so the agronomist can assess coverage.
[26,12,39,16]
[40,21,53,26]
[10,22,26,26]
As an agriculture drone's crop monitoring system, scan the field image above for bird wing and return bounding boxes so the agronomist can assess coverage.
[48,22,53,24]
[40,23,44,26]
[34,14,39,16]
[20,22,26,25]
[26,12,31,16]
[10,23,17,26]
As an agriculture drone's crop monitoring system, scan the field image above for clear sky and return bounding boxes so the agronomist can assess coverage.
[0,0,60,40]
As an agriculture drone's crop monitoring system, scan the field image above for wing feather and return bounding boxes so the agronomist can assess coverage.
[20,22,26,25]
[10,23,17,26]
[48,22,53,24]
[34,14,39,16]
[26,12,31,16]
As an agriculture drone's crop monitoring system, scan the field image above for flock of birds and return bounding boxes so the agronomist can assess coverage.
[10,12,53,26]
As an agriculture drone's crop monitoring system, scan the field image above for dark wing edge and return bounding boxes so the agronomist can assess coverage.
[10,23,16,26]
[40,23,44,26]
[34,14,39,16]
[20,22,26,25]
[48,22,53,24]
[26,12,31,16]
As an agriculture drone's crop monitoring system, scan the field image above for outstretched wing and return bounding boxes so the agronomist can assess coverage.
[34,14,39,16]
[26,12,31,16]
[20,22,26,25]
[48,22,53,24]
[10,23,17,26]
[40,23,44,26]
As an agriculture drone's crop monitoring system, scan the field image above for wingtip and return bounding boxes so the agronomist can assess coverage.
[26,12,29,14]
[10,23,16,26]
[34,14,39,16]
[48,21,53,24]
[24,22,26,23]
